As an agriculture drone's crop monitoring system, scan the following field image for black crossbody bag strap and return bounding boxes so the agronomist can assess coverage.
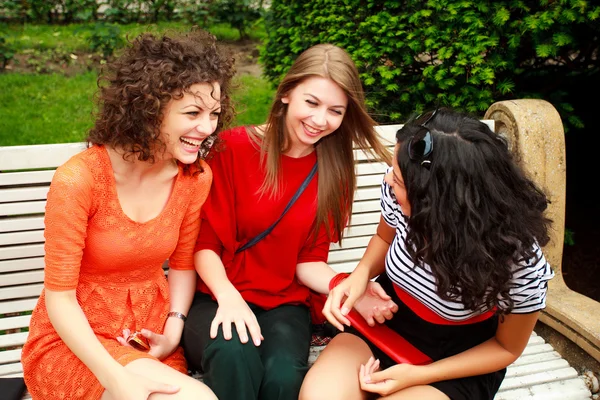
[235,162,318,254]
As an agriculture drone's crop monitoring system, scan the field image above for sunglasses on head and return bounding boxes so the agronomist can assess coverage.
[407,108,438,168]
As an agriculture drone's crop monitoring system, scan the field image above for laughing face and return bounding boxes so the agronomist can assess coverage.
[281,76,348,157]
[160,81,221,164]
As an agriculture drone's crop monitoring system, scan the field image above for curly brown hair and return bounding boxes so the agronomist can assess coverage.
[87,28,236,173]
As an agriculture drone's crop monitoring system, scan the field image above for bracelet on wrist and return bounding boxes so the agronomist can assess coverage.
[167,311,187,322]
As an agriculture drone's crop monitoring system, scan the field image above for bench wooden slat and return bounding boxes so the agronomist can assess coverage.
[329,260,358,273]
[496,379,593,400]
[0,362,25,378]
[0,315,31,331]
[511,351,564,366]
[526,335,545,346]
[0,170,55,186]
[351,200,380,213]
[0,187,49,203]
[0,284,43,301]
[354,187,380,201]
[0,348,23,366]
[0,142,86,171]
[0,270,45,287]
[356,174,384,187]
[0,244,45,260]
[0,299,39,314]
[499,367,580,391]
[0,216,45,233]
[0,331,28,348]
[348,212,379,226]
[0,201,47,217]
[343,224,377,239]
[506,359,570,378]
[0,258,45,273]
[520,343,556,356]
[330,236,372,251]
[327,248,366,263]
[355,161,389,176]
[0,230,44,246]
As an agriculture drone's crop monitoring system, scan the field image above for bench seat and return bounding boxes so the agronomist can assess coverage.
[0,120,593,399]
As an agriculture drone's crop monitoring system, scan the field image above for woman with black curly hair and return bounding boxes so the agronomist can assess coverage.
[300,107,554,400]
[21,29,234,400]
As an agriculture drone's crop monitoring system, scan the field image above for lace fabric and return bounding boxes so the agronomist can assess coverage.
[22,145,211,400]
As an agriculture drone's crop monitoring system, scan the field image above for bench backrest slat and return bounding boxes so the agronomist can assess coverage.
[0,143,86,171]
[0,217,45,233]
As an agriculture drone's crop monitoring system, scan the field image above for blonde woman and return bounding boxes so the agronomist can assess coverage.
[182,44,394,400]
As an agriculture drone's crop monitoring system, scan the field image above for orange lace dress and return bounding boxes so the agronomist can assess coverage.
[21,145,212,400]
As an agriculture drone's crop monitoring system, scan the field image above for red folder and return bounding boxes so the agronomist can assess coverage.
[329,273,432,365]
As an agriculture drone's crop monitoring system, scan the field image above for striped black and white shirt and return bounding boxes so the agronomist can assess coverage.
[380,171,554,322]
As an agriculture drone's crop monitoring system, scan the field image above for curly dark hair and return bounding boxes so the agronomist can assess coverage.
[86,28,236,173]
[395,107,552,314]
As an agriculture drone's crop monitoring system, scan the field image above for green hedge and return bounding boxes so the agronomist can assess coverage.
[260,0,599,125]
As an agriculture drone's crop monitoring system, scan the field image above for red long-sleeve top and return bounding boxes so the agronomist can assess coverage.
[195,126,332,310]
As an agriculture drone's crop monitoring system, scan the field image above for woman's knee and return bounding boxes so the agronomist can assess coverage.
[202,329,262,373]
[176,378,218,400]
[120,358,218,400]
[262,356,307,392]
[299,334,373,400]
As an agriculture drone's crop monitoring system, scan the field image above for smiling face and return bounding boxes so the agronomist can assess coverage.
[384,144,411,216]
[160,81,221,164]
[281,76,348,157]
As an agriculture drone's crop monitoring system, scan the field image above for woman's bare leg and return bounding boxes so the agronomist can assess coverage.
[299,333,375,400]
[101,358,217,400]
[380,385,449,400]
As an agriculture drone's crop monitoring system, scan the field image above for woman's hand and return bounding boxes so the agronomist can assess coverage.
[212,288,263,346]
[323,268,370,331]
[105,369,180,400]
[353,281,398,326]
[116,328,178,360]
[359,357,426,396]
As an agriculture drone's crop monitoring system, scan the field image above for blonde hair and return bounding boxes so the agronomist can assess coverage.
[250,43,391,243]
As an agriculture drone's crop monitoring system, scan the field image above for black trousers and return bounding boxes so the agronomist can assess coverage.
[182,292,311,400]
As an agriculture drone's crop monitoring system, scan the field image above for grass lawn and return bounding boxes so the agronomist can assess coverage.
[0,72,274,146]
[0,21,273,146]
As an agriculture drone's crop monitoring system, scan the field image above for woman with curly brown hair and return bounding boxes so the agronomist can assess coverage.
[21,29,234,400]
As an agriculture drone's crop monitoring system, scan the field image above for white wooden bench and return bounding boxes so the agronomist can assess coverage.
[0,103,594,399]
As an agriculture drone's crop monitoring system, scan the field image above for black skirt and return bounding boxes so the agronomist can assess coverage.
[347,273,506,400]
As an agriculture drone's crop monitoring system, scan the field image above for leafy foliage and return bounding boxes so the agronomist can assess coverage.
[77,23,125,58]
[0,35,15,71]
[261,0,600,125]
[208,0,263,40]
[0,0,267,27]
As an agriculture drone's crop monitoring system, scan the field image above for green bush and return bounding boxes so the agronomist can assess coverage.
[0,35,15,71]
[77,23,125,58]
[260,0,600,124]
[209,0,263,40]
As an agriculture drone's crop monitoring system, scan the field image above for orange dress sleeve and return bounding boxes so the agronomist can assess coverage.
[43,156,95,291]
[169,160,213,270]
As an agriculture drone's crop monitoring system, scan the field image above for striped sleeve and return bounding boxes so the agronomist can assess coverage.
[380,167,402,228]
[505,243,554,313]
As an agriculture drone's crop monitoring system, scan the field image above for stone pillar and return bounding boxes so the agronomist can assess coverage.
[485,99,600,362]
